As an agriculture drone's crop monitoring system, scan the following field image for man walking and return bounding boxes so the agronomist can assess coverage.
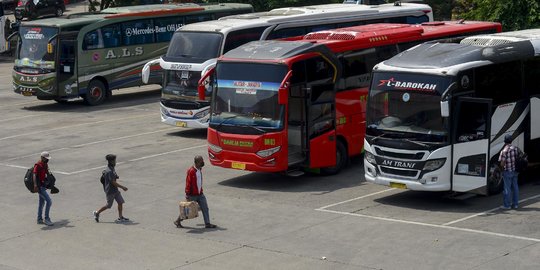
[93,154,129,222]
[34,151,53,226]
[499,134,520,210]
[174,155,217,229]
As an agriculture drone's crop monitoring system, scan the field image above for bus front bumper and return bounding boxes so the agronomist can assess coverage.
[208,149,287,173]
[160,103,209,129]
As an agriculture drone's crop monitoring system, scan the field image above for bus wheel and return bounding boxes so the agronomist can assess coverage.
[83,80,107,106]
[321,140,348,175]
[55,7,63,17]
[487,162,503,195]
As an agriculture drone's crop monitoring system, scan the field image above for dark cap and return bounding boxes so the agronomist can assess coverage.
[105,154,117,161]
[504,134,513,144]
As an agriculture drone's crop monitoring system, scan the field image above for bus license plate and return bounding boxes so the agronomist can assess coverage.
[389,182,406,189]
[22,91,33,96]
[175,121,187,127]
[231,162,246,170]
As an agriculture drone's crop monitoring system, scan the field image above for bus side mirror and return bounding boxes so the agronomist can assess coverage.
[47,43,53,54]
[440,100,449,117]
[278,88,288,105]
[198,66,215,101]
[141,59,160,84]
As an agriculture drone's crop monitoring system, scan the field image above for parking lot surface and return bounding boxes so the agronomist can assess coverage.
[2,42,540,269]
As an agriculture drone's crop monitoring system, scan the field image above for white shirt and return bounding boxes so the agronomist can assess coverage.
[195,167,202,194]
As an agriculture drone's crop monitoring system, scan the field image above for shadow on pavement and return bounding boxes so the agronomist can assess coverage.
[40,219,74,230]
[166,128,207,140]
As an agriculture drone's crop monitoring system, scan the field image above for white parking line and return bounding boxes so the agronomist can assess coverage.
[3,128,177,162]
[0,113,154,141]
[317,208,540,243]
[316,188,395,210]
[443,193,540,226]
[0,114,42,123]
[0,162,71,175]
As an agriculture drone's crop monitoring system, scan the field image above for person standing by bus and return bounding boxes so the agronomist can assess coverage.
[93,154,129,223]
[499,134,520,210]
[34,151,53,226]
[174,155,217,229]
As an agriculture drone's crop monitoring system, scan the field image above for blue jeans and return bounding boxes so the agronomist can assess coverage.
[502,171,519,208]
[38,187,52,220]
[187,194,210,224]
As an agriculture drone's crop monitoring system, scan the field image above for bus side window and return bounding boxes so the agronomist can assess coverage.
[267,27,305,40]
[185,14,214,24]
[154,17,184,43]
[223,27,266,53]
[122,19,155,46]
[83,30,103,50]
[474,61,522,105]
[306,57,334,85]
[524,57,540,97]
[102,24,121,48]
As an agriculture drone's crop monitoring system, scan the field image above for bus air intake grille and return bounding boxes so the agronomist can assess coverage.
[375,148,424,160]
[160,99,208,110]
[460,37,513,47]
[304,33,331,40]
[380,167,418,178]
[328,33,356,40]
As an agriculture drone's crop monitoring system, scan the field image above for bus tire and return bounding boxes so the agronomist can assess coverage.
[83,80,107,106]
[487,161,503,195]
[321,140,348,175]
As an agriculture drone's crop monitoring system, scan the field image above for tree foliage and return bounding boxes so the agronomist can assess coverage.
[453,0,540,31]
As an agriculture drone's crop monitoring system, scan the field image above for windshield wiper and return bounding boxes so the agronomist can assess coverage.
[215,114,238,130]
[240,125,265,134]
[402,138,428,148]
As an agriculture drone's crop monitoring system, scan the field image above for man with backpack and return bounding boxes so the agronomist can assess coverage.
[499,134,523,210]
[34,151,53,226]
[93,154,129,223]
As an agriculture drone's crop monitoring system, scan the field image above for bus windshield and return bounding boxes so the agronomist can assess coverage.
[166,31,222,62]
[16,27,58,70]
[210,62,287,131]
[366,72,453,143]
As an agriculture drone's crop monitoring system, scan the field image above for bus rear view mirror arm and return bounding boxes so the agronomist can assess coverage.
[278,70,293,105]
[198,66,215,101]
[440,82,457,118]
[141,59,160,84]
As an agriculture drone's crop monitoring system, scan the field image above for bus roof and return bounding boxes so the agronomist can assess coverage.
[179,2,432,33]
[220,21,501,62]
[376,28,540,76]
[18,3,253,28]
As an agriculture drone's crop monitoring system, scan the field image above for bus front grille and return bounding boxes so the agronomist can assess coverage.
[380,166,418,178]
[161,99,209,110]
[375,147,424,160]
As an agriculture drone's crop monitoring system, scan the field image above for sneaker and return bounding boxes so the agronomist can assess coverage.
[205,223,217,229]
[44,218,53,226]
[93,211,99,223]
[501,206,511,210]
[37,219,44,224]
[117,217,130,222]
[512,205,519,209]
[174,220,184,228]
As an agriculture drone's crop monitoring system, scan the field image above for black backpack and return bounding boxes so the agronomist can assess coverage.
[100,170,106,185]
[24,167,35,193]
[516,148,528,173]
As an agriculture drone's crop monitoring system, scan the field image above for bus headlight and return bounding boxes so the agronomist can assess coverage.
[194,109,209,119]
[256,146,281,158]
[365,151,376,164]
[423,158,446,172]
[38,78,55,89]
[208,143,222,153]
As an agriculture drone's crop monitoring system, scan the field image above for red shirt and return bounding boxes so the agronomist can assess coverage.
[185,166,203,196]
[33,160,48,185]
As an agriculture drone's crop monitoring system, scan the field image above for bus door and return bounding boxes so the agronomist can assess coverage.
[451,97,492,194]
[57,37,77,97]
[307,82,337,168]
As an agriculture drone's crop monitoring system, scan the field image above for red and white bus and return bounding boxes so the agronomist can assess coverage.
[203,21,502,174]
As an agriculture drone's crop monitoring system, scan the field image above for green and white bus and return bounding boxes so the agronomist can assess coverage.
[11,3,253,105]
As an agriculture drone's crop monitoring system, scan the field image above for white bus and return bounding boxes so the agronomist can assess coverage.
[142,2,433,128]
[364,29,540,195]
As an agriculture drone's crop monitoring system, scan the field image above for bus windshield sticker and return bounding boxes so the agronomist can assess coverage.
[377,77,437,92]
[24,28,45,40]
[218,80,281,94]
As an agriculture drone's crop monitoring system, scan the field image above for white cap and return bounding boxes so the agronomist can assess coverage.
[41,151,51,160]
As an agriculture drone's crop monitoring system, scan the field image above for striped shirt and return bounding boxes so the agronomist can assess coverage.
[499,144,518,172]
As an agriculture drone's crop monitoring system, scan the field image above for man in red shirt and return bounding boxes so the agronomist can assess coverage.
[33,151,53,226]
[174,155,217,229]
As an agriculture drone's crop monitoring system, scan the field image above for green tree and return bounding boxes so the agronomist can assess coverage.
[453,0,540,31]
